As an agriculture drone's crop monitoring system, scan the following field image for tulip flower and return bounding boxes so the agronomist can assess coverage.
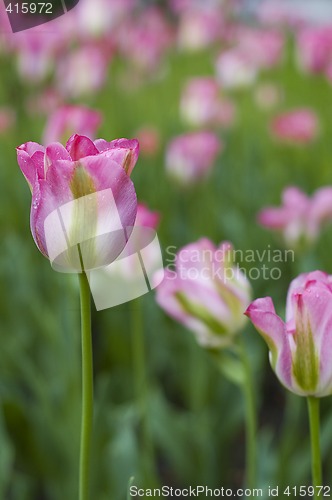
[17,134,139,272]
[270,109,319,145]
[18,133,140,500]
[258,186,332,249]
[165,132,221,186]
[43,105,102,145]
[156,239,252,348]
[180,77,236,128]
[215,48,258,89]
[245,271,332,397]
[245,271,330,494]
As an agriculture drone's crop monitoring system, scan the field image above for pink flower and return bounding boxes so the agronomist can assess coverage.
[136,203,160,230]
[135,126,160,156]
[296,26,332,74]
[270,109,319,145]
[180,77,236,128]
[177,7,224,51]
[245,271,332,397]
[43,106,102,145]
[215,48,258,89]
[56,45,108,98]
[155,239,252,348]
[165,132,221,185]
[236,27,284,69]
[17,134,139,271]
[258,186,332,248]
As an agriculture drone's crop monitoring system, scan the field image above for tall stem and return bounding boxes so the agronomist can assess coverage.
[78,271,93,500]
[307,396,322,498]
[131,300,155,484]
[239,339,257,489]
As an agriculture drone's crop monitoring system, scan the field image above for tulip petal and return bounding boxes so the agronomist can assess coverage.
[95,138,140,175]
[17,142,45,188]
[66,134,99,160]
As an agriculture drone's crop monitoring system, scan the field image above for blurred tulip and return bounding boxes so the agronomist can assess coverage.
[180,77,236,128]
[17,134,139,271]
[246,270,332,397]
[296,26,332,74]
[43,106,102,145]
[254,83,282,110]
[258,186,332,248]
[216,48,258,89]
[165,131,221,185]
[177,7,223,51]
[155,239,252,348]
[135,126,160,156]
[236,27,284,69]
[270,109,319,145]
[56,44,108,98]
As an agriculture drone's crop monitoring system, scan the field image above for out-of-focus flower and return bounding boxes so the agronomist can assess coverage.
[17,134,139,271]
[270,109,319,145]
[116,7,173,74]
[43,106,102,145]
[254,83,282,110]
[258,186,332,248]
[155,239,252,348]
[177,7,224,51]
[135,126,160,156]
[245,271,332,397]
[296,26,332,74]
[165,131,221,186]
[0,107,15,133]
[236,27,284,69]
[56,45,108,98]
[180,77,236,128]
[216,48,258,89]
[26,88,62,117]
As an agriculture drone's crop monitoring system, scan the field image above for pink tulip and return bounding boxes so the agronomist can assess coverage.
[270,109,319,145]
[296,26,332,74]
[258,186,332,248]
[236,27,284,69]
[165,132,221,185]
[155,239,252,348]
[17,134,139,271]
[180,77,236,128]
[43,106,102,145]
[56,44,108,98]
[136,203,160,230]
[177,8,224,51]
[245,271,332,397]
[215,48,258,89]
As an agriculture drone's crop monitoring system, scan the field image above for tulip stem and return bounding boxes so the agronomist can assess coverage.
[239,338,257,490]
[131,300,156,485]
[307,396,322,497]
[78,271,93,500]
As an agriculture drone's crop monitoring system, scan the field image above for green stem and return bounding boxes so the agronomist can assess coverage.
[239,339,257,489]
[307,396,322,498]
[78,271,93,500]
[131,301,155,485]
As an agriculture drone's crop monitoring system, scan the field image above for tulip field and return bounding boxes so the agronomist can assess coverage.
[3,0,332,499]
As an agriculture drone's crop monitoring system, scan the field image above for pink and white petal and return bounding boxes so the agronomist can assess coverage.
[17,142,45,188]
[66,134,99,160]
[44,142,71,171]
[286,271,328,322]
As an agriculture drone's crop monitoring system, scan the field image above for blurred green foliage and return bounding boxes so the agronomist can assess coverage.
[1,34,332,500]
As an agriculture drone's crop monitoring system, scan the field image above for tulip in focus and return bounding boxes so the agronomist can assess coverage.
[246,271,332,397]
[270,109,319,145]
[258,186,332,248]
[165,132,221,185]
[17,134,139,272]
[43,105,102,145]
[155,239,252,348]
